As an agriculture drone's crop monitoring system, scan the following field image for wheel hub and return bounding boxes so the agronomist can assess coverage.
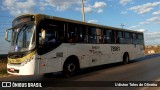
[67,63,75,72]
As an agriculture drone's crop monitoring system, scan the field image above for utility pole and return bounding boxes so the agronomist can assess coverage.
[81,0,85,22]
[120,23,125,29]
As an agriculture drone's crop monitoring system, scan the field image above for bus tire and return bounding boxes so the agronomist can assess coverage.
[43,73,53,78]
[63,56,79,77]
[123,53,129,64]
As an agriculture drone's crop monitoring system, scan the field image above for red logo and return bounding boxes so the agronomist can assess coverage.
[9,68,15,72]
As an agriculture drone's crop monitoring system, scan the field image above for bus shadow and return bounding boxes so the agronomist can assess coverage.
[43,62,122,79]
[43,62,129,79]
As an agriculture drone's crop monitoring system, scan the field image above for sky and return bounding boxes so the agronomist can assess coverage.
[0,0,160,54]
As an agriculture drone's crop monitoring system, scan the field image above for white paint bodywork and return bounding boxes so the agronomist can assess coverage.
[38,43,144,74]
[7,56,36,75]
[7,43,144,75]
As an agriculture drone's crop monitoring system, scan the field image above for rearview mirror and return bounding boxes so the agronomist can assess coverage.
[5,30,11,42]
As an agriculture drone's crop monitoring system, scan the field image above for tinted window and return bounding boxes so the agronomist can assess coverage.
[104,30,112,43]
[124,32,131,44]
[37,19,65,55]
[137,34,143,45]
[88,27,102,43]
[68,23,87,43]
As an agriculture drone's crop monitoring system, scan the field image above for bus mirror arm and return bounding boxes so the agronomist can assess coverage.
[5,30,11,42]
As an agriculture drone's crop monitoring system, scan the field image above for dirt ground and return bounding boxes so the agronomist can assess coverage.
[145,46,160,54]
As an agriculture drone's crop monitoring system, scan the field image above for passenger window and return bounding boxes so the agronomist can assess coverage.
[68,24,87,43]
[137,34,143,45]
[116,31,123,44]
[38,19,65,55]
[104,30,112,43]
[124,32,131,44]
[132,33,137,44]
[68,24,78,43]
[88,27,102,43]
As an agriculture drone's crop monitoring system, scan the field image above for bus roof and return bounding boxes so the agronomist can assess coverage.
[15,14,143,34]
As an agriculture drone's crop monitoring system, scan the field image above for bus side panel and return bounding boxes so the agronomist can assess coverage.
[34,54,41,75]
[120,44,133,60]
[100,44,112,64]
[39,44,68,74]
[100,44,124,64]
[66,44,91,68]
[100,44,144,64]
[120,44,144,61]
[38,44,144,74]
[130,44,144,60]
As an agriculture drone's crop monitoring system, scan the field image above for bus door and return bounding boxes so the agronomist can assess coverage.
[38,28,63,74]
[37,19,65,74]
[39,55,47,74]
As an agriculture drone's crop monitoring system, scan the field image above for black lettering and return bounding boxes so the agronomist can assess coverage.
[111,46,120,51]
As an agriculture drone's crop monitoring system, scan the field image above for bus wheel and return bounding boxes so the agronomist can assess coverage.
[43,73,53,78]
[63,60,79,77]
[123,53,129,64]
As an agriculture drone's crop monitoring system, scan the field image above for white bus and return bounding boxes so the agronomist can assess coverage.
[6,14,144,76]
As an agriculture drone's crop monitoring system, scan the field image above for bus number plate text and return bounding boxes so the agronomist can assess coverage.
[111,46,120,51]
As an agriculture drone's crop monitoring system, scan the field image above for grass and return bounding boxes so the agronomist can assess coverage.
[0,54,8,77]
[0,59,8,76]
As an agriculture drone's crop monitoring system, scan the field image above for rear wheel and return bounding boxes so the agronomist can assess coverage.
[123,53,129,64]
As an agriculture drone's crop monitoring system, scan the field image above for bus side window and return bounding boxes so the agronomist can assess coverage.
[116,31,123,44]
[132,33,137,44]
[124,32,131,44]
[120,32,125,44]
[37,19,65,55]
[104,30,112,44]
[68,24,79,43]
[111,30,116,44]
[88,27,102,43]
[138,34,143,45]
[67,23,87,43]
[79,25,87,43]
[96,28,103,43]
[88,27,97,43]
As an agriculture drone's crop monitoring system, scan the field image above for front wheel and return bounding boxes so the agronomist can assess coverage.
[63,61,79,77]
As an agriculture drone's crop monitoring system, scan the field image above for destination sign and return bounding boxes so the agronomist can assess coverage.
[13,15,35,26]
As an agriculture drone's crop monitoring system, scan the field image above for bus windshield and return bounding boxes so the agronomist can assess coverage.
[10,23,35,52]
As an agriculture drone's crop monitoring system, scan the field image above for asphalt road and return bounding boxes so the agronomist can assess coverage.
[0,54,160,90]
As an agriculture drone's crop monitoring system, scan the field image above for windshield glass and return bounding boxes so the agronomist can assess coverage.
[10,24,35,52]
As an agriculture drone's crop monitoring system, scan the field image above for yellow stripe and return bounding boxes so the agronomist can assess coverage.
[8,51,36,64]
